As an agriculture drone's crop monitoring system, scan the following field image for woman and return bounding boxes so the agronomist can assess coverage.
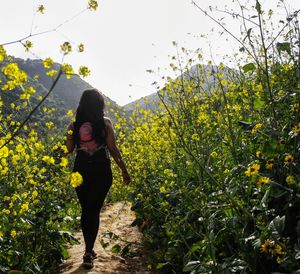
[65,89,130,269]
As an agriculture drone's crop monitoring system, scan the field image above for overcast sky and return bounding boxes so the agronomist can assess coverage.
[0,0,299,106]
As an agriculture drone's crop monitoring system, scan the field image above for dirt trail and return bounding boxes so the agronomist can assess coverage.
[58,202,151,274]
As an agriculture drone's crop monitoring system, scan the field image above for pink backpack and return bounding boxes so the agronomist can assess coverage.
[79,122,99,153]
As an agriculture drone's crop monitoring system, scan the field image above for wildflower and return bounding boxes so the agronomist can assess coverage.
[191,133,200,141]
[260,239,272,253]
[32,190,38,198]
[284,154,294,165]
[42,155,55,165]
[0,45,6,63]
[78,66,91,78]
[67,110,73,117]
[286,175,296,185]
[24,40,33,52]
[46,69,58,77]
[10,230,17,238]
[261,239,286,260]
[257,177,270,188]
[2,209,10,215]
[291,103,299,112]
[0,231,3,239]
[16,144,25,153]
[269,243,285,256]
[251,123,262,135]
[77,43,84,52]
[210,151,218,158]
[60,157,68,168]
[266,159,274,169]
[88,0,98,11]
[0,146,9,158]
[245,163,260,176]
[37,5,45,13]
[20,203,29,213]
[292,122,300,134]
[60,42,72,55]
[70,172,83,188]
[61,63,74,79]
[256,151,263,158]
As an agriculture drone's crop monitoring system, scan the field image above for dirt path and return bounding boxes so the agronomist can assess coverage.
[58,202,151,274]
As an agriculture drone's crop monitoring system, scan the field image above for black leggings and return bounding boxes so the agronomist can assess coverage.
[73,150,112,253]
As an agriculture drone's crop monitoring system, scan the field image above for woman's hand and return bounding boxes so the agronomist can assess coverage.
[122,171,131,185]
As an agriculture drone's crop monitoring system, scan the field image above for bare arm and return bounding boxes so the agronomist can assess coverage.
[105,118,130,184]
[65,123,75,155]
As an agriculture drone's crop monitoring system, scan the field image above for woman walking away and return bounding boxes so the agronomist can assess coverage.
[65,89,130,269]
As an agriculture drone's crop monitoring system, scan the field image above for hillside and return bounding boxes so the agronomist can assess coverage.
[123,64,225,112]
[15,58,121,113]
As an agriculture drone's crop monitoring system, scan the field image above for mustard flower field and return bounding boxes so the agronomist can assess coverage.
[1,1,300,273]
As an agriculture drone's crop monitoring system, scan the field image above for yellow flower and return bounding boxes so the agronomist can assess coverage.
[16,144,25,153]
[0,45,6,63]
[88,0,98,11]
[292,122,300,134]
[46,69,58,78]
[60,157,68,168]
[78,66,91,78]
[0,231,3,238]
[37,4,45,13]
[257,177,270,188]
[266,159,274,169]
[2,208,10,215]
[0,146,9,158]
[270,243,285,256]
[256,151,263,158]
[286,175,296,185]
[20,203,29,213]
[191,133,200,141]
[32,190,38,198]
[251,123,262,135]
[61,63,74,79]
[245,163,260,176]
[70,172,83,188]
[24,40,33,52]
[210,151,218,158]
[77,43,84,52]
[42,155,55,165]
[60,42,72,55]
[10,230,17,238]
[284,154,294,165]
[260,239,272,253]
[260,239,286,259]
[67,110,73,117]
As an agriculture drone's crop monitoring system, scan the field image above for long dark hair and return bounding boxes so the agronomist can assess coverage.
[73,89,106,145]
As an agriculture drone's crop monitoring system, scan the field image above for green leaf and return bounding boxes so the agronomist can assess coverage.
[111,244,121,254]
[183,261,201,272]
[255,0,262,14]
[242,63,256,73]
[269,215,285,241]
[254,97,265,110]
[276,42,291,55]
[100,239,109,249]
[156,262,169,270]
[261,189,269,207]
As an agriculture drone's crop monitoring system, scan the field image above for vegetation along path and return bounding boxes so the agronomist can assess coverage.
[58,202,151,274]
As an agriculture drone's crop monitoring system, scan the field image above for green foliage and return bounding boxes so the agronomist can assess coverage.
[112,2,300,273]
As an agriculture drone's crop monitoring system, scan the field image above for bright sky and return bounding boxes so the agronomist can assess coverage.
[0,0,299,106]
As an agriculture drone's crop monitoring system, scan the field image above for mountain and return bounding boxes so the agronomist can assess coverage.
[15,58,120,113]
[124,64,231,112]
[0,57,125,134]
